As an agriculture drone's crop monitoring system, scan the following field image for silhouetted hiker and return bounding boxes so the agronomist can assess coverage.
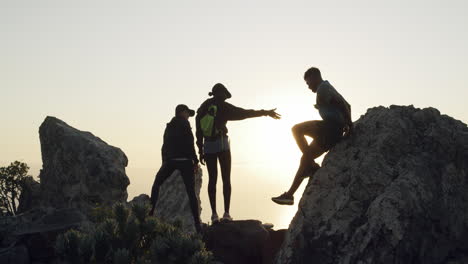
[272,67,352,205]
[149,104,202,233]
[196,83,281,223]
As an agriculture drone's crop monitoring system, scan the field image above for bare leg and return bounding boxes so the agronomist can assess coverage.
[286,141,325,196]
[149,162,175,215]
[205,154,218,215]
[292,121,321,155]
[218,151,232,214]
[286,144,323,196]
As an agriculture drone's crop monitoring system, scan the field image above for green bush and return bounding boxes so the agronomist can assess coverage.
[0,161,31,215]
[55,202,213,264]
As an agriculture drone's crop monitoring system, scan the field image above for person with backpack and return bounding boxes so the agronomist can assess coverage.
[272,67,352,205]
[196,83,281,223]
[149,104,202,233]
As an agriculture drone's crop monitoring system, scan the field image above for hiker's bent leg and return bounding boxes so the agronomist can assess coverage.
[292,121,322,155]
[219,150,232,214]
[286,142,325,196]
[205,154,218,215]
[150,162,175,215]
[179,161,202,232]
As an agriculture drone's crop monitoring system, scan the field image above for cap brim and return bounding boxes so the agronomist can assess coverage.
[188,109,195,117]
[226,91,232,99]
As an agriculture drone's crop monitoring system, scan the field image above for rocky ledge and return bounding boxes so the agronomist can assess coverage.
[276,105,468,264]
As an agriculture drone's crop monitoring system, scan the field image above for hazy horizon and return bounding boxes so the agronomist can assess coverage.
[1,0,467,228]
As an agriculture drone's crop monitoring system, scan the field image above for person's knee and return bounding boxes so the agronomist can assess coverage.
[292,123,302,135]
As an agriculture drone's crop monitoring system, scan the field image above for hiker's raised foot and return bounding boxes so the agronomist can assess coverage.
[272,192,294,205]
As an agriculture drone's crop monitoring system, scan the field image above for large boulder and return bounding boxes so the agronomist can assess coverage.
[37,116,130,213]
[276,105,468,264]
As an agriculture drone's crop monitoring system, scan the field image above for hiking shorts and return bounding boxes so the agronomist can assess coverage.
[296,120,344,150]
[203,135,230,154]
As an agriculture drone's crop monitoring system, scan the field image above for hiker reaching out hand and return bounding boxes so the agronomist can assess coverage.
[195,83,280,223]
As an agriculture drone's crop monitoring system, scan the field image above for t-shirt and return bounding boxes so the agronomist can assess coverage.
[316,80,349,127]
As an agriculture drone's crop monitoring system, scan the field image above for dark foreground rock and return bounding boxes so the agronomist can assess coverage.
[276,106,468,264]
[204,220,286,264]
[0,208,86,263]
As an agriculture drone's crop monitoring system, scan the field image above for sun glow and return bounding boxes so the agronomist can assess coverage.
[219,92,326,228]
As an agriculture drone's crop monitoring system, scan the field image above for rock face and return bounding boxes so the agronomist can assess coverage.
[204,220,270,264]
[38,116,130,213]
[133,168,203,232]
[129,170,202,233]
[276,106,468,264]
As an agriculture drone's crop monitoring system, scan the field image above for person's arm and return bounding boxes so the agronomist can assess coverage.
[222,102,269,121]
[181,120,199,164]
[161,127,168,163]
[195,107,204,158]
[336,93,352,126]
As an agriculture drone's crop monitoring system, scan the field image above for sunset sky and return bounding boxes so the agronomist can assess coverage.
[1,0,467,228]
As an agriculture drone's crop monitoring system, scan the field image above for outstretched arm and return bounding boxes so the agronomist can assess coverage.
[223,103,281,121]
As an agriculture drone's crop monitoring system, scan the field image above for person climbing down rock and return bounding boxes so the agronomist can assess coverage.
[272,67,352,205]
[196,83,281,223]
[149,104,202,233]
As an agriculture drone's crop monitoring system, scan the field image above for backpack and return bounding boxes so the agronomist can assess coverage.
[200,104,219,137]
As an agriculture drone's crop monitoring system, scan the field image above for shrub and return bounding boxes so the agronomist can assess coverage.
[55,202,213,264]
[0,161,31,215]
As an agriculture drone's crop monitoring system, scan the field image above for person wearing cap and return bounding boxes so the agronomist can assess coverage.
[272,67,352,205]
[195,83,281,223]
[149,104,202,233]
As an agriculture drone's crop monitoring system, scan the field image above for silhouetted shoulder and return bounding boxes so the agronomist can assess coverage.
[197,98,216,114]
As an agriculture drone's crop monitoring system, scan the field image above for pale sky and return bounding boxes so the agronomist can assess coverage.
[1,0,467,228]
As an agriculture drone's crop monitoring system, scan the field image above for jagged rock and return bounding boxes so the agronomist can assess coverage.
[276,105,468,264]
[129,193,151,207]
[263,229,286,264]
[17,176,41,214]
[204,220,270,264]
[37,116,130,214]
[153,168,203,232]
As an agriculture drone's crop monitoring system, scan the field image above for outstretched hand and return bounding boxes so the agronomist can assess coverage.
[266,108,281,119]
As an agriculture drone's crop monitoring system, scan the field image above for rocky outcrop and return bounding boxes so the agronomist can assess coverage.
[154,168,203,232]
[204,220,271,264]
[130,167,203,233]
[276,106,468,264]
[17,176,41,214]
[37,116,130,213]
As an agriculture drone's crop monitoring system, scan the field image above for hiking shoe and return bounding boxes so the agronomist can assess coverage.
[272,192,294,205]
[211,213,220,224]
[221,212,233,222]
